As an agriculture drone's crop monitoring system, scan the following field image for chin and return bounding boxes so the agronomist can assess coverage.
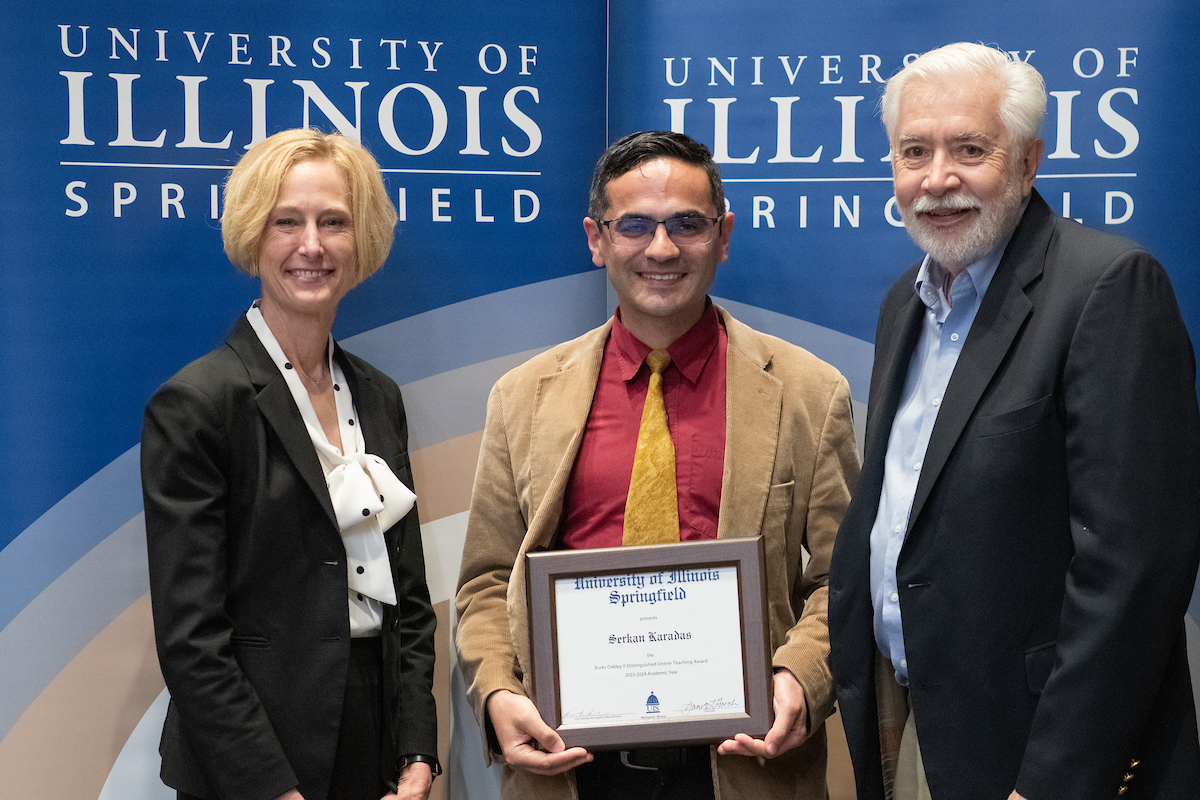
[907,202,1022,271]
[911,228,990,270]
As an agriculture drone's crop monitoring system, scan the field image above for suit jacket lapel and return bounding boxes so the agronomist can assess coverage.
[226,314,339,528]
[525,323,610,548]
[716,312,782,539]
[859,291,926,511]
[907,192,1054,528]
[336,346,389,461]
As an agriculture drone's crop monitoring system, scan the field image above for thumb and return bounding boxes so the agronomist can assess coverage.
[529,719,567,753]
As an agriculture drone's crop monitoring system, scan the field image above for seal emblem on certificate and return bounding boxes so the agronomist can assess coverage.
[525,537,773,750]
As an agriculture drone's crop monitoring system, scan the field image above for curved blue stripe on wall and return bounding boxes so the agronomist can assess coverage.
[343,270,610,385]
[0,272,607,633]
[711,297,874,403]
[0,513,150,739]
[24,274,1177,755]
[392,349,551,451]
[0,447,143,633]
[0,275,876,647]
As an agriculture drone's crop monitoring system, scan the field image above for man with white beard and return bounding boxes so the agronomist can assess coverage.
[829,42,1200,800]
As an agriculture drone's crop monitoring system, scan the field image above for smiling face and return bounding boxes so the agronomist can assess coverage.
[257,159,358,324]
[892,76,1042,273]
[583,157,734,348]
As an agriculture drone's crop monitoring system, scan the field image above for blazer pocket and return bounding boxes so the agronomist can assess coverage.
[765,480,794,514]
[1025,640,1057,694]
[230,634,272,649]
[975,394,1056,438]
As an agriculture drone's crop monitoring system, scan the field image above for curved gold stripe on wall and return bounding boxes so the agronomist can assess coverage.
[0,434,481,799]
[411,431,484,524]
[0,593,163,798]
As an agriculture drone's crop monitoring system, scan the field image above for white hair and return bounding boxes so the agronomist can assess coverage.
[881,42,1047,147]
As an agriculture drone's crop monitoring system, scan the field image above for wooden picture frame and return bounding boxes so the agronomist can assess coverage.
[525,536,772,750]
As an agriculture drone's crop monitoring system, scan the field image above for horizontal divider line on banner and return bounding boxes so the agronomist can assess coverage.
[723,172,1137,183]
[61,161,544,177]
[61,161,235,170]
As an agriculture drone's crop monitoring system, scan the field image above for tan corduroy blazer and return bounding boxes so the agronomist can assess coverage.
[455,307,860,800]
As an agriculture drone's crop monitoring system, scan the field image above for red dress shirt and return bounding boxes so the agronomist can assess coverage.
[560,300,728,549]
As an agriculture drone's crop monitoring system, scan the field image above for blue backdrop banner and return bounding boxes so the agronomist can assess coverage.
[1,2,1197,799]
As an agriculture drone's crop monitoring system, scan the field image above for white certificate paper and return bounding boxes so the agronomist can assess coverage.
[553,565,745,727]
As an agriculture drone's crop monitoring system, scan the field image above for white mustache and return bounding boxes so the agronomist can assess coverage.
[912,194,982,213]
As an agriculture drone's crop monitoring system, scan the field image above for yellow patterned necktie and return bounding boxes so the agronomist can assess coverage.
[622,349,680,546]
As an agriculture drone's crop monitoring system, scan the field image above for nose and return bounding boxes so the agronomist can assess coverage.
[298,220,323,255]
[643,221,680,261]
[922,150,961,197]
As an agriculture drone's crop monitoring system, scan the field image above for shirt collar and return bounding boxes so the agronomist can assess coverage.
[913,229,1013,321]
[612,299,722,386]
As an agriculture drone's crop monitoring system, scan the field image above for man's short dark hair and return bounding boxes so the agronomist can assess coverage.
[588,131,725,220]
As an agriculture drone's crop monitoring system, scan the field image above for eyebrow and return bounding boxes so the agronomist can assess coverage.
[897,131,995,146]
[616,210,709,220]
[270,204,351,215]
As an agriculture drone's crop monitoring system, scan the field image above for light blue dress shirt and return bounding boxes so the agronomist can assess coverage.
[869,241,1008,685]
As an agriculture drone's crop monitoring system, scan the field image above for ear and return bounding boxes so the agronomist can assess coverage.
[1020,138,1044,196]
[715,211,735,264]
[583,216,605,267]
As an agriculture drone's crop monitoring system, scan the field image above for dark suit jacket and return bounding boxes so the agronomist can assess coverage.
[142,314,437,800]
[829,191,1200,799]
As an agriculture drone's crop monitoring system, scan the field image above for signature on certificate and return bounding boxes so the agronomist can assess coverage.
[679,698,741,716]
[562,709,623,721]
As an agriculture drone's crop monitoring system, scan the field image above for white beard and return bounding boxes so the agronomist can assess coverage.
[900,174,1026,272]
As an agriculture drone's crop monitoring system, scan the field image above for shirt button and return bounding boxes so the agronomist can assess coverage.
[913,461,922,471]
[932,397,941,406]
[890,592,898,602]
[356,566,365,574]
[894,524,903,534]
[950,332,960,341]
[900,658,908,669]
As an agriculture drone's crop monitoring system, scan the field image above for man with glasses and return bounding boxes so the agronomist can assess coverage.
[455,130,860,800]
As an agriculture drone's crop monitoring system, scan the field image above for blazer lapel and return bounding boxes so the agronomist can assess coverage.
[907,192,1054,528]
[335,347,389,461]
[525,323,610,548]
[860,292,926,501]
[226,315,339,528]
[716,312,783,539]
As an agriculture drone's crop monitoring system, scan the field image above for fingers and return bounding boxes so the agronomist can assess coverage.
[717,731,773,758]
[715,670,809,759]
[508,742,593,775]
[486,689,594,776]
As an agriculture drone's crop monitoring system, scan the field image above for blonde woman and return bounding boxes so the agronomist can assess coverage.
[142,129,437,800]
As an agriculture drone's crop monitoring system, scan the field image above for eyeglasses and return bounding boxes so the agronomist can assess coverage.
[595,214,725,248]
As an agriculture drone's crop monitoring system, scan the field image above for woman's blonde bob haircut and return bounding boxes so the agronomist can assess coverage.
[222,128,398,283]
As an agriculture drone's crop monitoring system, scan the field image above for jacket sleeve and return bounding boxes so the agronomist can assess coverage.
[453,382,531,760]
[386,383,440,767]
[772,373,861,728]
[1015,250,1200,797]
[142,377,298,800]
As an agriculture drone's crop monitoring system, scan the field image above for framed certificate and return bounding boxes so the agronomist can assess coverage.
[525,536,772,750]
